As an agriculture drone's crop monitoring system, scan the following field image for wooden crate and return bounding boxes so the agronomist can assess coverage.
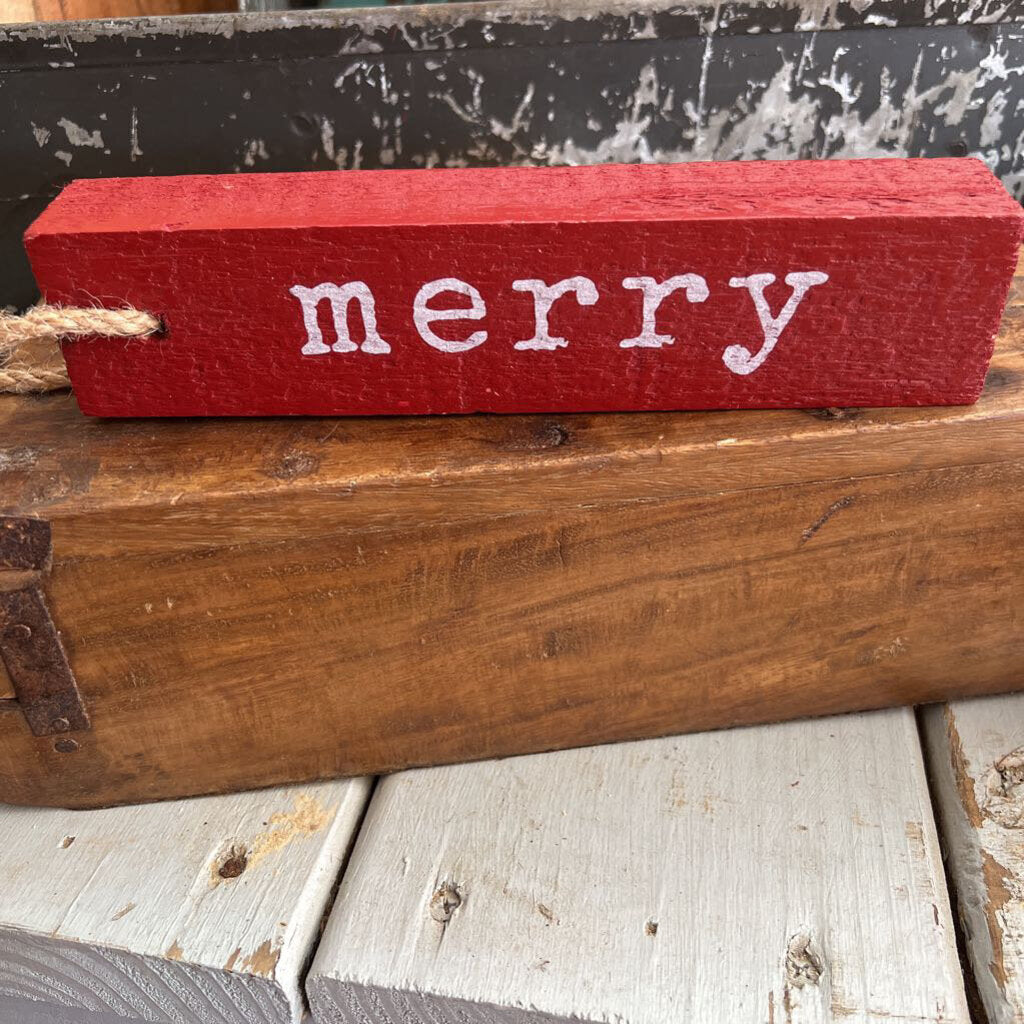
[1,254,1022,809]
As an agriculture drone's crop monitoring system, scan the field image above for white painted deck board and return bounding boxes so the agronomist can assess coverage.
[0,778,372,1024]
[308,709,967,1024]
[922,695,1024,1024]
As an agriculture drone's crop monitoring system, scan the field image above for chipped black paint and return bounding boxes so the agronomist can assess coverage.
[1,0,1022,309]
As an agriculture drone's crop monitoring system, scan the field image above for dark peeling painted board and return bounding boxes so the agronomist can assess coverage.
[1,0,1023,310]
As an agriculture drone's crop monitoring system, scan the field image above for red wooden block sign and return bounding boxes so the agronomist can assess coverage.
[25,158,1024,417]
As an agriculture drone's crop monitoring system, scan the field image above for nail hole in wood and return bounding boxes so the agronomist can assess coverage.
[218,846,249,879]
[429,881,463,922]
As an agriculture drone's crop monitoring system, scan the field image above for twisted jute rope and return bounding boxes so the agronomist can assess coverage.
[0,305,160,393]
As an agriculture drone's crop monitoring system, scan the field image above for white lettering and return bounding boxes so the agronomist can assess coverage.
[512,277,599,350]
[724,271,829,375]
[289,281,391,355]
[289,269,832,373]
[413,278,487,352]
[619,275,709,348]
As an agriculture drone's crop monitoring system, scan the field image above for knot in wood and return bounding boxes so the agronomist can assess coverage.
[785,933,824,988]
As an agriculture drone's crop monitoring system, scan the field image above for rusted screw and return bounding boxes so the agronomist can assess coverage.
[54,738,79,753]
[50,717,71,733]
[4,623,32,642]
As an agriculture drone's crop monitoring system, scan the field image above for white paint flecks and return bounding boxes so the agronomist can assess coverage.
[543,61,662,165]
[319,117,363,170]
[242,138,270,166]
[14,5,1015,210]
[30,122,50,147]
[130,106,143,162]
[694,8,720,155]
[57,117,104,149]
[814,41,1019,167]
[699,55,822,161]
[489,82,536,147]
[319,118,344,169]
[444,31,1019,185]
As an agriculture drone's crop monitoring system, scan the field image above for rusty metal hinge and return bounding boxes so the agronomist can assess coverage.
[0,517,90,737]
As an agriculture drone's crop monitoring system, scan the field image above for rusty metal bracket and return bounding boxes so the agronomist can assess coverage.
[0,517,52,572]
[0,517,90,737]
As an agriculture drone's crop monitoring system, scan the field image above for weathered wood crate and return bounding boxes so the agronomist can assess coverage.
[1,251,1022,808]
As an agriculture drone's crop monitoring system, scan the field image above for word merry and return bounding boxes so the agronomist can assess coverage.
[289,270,829,376]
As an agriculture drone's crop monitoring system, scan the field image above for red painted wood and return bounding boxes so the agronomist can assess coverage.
[24,158,1024,417]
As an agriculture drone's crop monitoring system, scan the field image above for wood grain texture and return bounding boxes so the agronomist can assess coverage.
[1,255,1023,808]
[0,996,132,1024]
[307,708,967,1024]
[922,696,1024,1024]
[25,159,1023,416]
[0,659,15,701]
[0,778,372,1023]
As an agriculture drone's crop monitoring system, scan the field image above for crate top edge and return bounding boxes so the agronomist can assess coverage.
[1,0,1022,69]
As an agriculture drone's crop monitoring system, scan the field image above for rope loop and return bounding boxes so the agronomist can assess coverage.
[0,304,159,394]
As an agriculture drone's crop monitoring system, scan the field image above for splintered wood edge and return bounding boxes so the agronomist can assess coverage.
[0,777,373,1024]
[921,696,1024,1023]
[307,709,967,1024]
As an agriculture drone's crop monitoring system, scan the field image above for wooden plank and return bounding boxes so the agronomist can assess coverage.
[922,696,1024,1024]
[1,258,1023,808]
[0,777,372,1024]
[0,1,36,24]
[0,0,231,21]
[307,708,967,1024]
[25,159,1022,416]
